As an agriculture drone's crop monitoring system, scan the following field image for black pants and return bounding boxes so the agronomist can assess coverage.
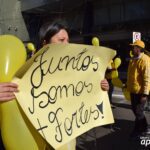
[130,93,148,133]
[107,79,114,104]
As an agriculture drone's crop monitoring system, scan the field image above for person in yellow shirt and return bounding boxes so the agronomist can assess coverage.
[127,40,150,138]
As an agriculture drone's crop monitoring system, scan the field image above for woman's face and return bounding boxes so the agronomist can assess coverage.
[50,29,69,44]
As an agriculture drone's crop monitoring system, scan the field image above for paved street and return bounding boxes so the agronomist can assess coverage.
[77,88,150,150]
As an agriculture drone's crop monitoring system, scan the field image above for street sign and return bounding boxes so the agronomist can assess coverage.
[133,32,141,43]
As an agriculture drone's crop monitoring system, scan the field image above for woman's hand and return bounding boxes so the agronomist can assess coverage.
[101,79,109,91]
[0,82,18,101]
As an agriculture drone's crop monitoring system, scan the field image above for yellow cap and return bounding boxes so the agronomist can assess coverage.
[130,40,145,48]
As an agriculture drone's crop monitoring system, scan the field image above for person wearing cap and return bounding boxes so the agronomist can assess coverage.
[127,40,150,138]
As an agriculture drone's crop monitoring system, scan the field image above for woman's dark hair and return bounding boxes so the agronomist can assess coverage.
[39,20,68,47]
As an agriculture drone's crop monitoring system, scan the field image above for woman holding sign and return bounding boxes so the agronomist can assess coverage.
[39,19,110,150]
[38,20,109,90]
[0,20,109,101]
[0,20,109,150]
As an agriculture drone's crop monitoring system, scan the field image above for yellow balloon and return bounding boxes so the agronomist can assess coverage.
[129,50,133,57]
[92,37,100,46]
[0,35,46,150]
[110,70,119,79]
[122,88,131,101]
[114,57,121,69]
[1,101,46,150]
[111,78,123,88]
[27,42,36,52]
[0,35,26,82]
[111,62,115,69]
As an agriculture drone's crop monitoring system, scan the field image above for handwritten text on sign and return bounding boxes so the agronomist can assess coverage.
[15,44,115,149]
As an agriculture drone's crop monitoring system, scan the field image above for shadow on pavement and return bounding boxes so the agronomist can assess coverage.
[112,102,131,110]
[76,119,150,150]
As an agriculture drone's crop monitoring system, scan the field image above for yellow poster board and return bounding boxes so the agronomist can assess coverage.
[14,43,116,149]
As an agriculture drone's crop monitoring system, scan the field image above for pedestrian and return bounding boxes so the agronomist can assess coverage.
[127,40,150,138]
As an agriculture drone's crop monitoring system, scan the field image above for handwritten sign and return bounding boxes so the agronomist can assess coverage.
[14,43,116,149]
